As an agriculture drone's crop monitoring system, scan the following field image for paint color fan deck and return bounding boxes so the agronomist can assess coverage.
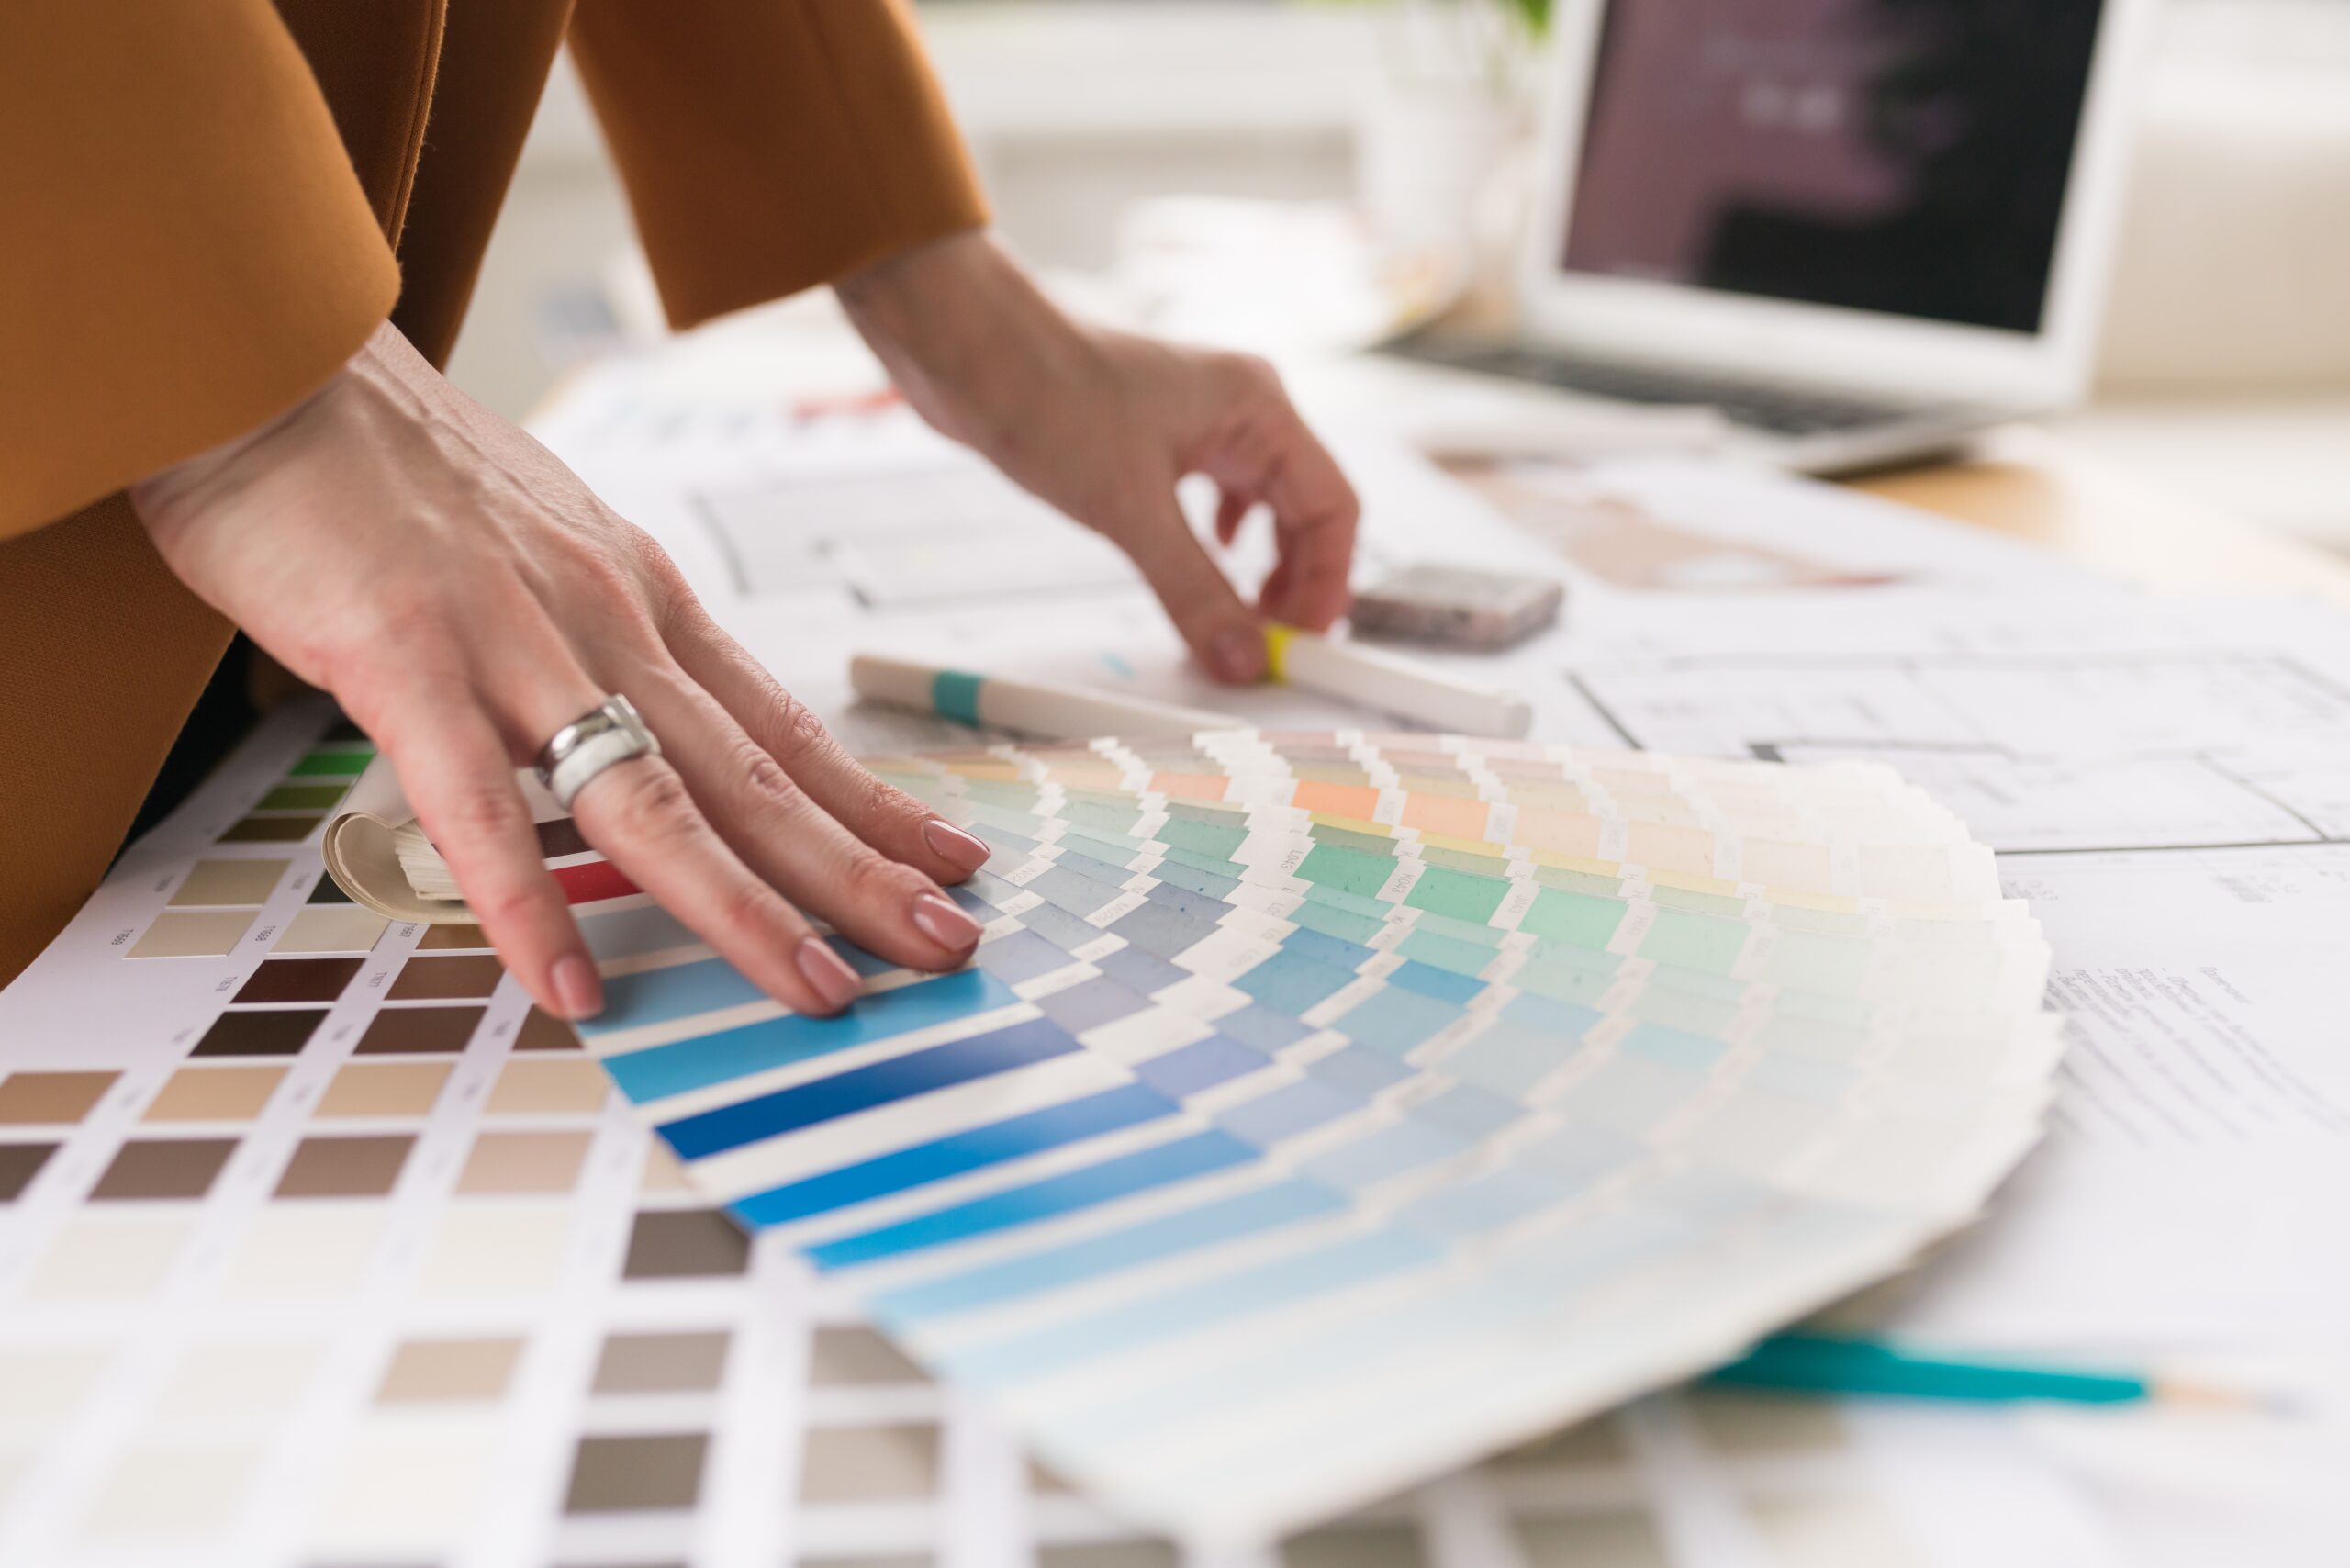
[574,729,2062,1544]
[0,706,2087,1566]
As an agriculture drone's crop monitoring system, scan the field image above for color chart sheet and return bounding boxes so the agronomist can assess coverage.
[0,707,2117,1568]
[568,729,2063,1543]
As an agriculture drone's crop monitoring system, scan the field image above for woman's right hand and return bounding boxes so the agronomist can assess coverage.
[130,320,994,1023]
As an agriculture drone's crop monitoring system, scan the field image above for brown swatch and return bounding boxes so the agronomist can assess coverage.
[798,1424,939,1503]
[1039,1545,1181,1568]
[1513,1514,1671,1568]
[144,1066,287,1122]
[564,1432,709,1513]
[306,874,353,906]
[129,910,254,958]
[486,1058,608,1115]
[454,1130,592,1196]
[536,818,592,859]
[375,1336,523,1403]
[316,1061,452,1118]
[0,1142,57,1202]
[218,814,321,844]
[0,1070,118,1126]
[91,1137,237,1200]
[1284,1524,1427,1568]
[621,1210,750,1280]
[808,1326,927,1387]
[170,859,289,907]
[512,1006,582,1052]
[190,1009,327,1058]
[591,1331,732,1394]
[386,955,505,1002]
[354,1006,485,1056]
[232,958,364,1005]
[274,1135,414,1198]
[418,923,491,951]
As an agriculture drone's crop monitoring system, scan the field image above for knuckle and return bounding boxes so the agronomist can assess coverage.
[761,686,834,764]
[1229,352,1282,398]
[443,782,530,846]
[841,845,921,906]
[712,878,790,946]
[472,879,549,933]
[736,740,801,808]
[863,772,929,832]
[604,766,702,848]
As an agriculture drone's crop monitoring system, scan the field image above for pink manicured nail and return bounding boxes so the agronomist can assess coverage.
[1211,626,1266,683]
[552,954,604,1021]
[796,938,863,1011]
[912,891,985,951]
[922,817,991,873]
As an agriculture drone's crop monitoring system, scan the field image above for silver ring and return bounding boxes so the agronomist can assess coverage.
[535,694,661,812]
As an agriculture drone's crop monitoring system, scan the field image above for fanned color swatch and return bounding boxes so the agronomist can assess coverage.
[571,732,2062,1544]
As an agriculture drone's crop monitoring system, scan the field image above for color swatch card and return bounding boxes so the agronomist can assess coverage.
[572,730,2063,1546]
[0,706,2118,1568]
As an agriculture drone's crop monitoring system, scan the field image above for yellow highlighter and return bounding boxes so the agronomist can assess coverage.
[1262,623,1534,739]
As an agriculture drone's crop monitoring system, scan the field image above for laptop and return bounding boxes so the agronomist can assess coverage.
[1387,0,2155,476]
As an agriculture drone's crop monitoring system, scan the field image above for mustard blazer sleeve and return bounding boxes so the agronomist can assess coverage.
[0,0,401,541]
[566,0,990,329]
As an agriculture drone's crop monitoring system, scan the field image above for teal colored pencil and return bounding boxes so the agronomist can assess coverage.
[1707,1333,2259,1408]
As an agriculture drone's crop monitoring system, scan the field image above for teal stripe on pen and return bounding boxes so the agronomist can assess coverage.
[932,669,987,727]
[1708,1333,2152,1405]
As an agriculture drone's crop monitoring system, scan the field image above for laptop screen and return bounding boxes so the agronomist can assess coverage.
[1560,0,2106,335]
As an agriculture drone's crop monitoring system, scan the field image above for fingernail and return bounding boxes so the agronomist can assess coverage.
[552,954,604,1021]
[912,891,985,951]
[796,937,864,1011]
[922,817,991,874]
[1212,626,1266,683]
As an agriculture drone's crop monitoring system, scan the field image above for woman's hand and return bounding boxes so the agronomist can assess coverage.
[130,322,992,1023]
[839,232,1360,684]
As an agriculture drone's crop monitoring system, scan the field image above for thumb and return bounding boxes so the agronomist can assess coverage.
[1118,499,1267,684]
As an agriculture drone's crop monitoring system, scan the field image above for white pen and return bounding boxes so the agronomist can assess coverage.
[1264,623,1533,738]
[850,654,1244,739]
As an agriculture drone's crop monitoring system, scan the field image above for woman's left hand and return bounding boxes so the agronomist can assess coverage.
[839,232,1360,685]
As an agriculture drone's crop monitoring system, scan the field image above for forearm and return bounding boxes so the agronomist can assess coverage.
[837,230,1108,460]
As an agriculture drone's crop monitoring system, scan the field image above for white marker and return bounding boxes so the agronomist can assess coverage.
[1264,623,1533,738]
[850,655,1244,739]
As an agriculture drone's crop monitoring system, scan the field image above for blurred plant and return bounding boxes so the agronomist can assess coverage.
[1497,0,1552,37]
[1357,0,1552,92]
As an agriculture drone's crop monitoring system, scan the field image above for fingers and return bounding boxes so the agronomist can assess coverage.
[1214,490,1254,548]
[1258,411,1358,632]
[666,609,993,888]
[620,656,986,973]
[475,636,867,1020]
[1119,496,1269,684]
[566,751,866,1016]
[375,695,602,1023]
[1196,356,1360,634]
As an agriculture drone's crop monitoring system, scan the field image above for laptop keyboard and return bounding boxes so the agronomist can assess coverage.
[1382,335,1949,437]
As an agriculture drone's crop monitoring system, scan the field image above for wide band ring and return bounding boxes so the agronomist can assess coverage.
[535,694,661,812]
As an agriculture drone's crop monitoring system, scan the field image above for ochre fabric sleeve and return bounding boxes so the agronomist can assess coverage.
[0,0,402,540]
[567,0,990,328]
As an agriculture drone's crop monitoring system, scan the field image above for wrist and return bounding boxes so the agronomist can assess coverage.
[129,319,398,529]
[838,230,1094,453]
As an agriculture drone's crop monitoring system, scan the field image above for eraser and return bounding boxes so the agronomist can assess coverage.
[1349,563,1564,651]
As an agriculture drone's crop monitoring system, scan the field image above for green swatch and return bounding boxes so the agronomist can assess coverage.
[288,747,373,778]
[1518,890,1627,950]
[1405,867,1510,924]
[1296,843,1395,899]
